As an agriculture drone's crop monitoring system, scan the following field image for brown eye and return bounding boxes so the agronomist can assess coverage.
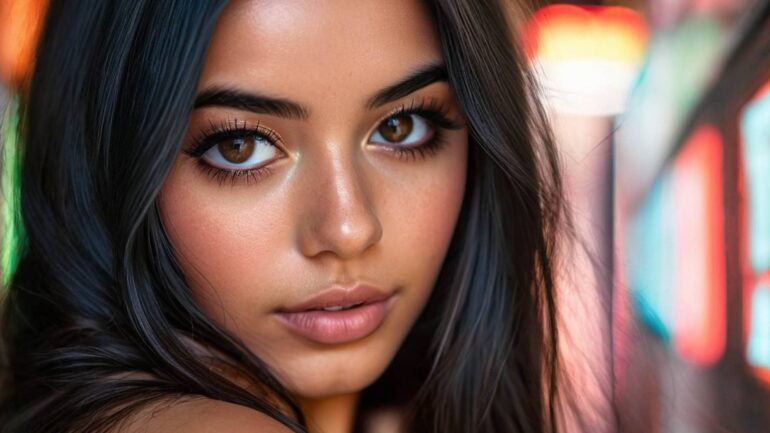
[370,113,433,147]
[218,136,256,163]
[202,133,279,169]
[377,114,414,143]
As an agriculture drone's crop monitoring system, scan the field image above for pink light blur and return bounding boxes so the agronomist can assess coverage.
[673,125,726,366]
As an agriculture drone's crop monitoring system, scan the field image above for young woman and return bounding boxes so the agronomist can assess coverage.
[0,0,568,432]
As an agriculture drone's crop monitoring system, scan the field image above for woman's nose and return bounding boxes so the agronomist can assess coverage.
[295,149,383,260]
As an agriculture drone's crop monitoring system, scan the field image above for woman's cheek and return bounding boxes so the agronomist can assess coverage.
[400,145,467,270]
[158,166,291,322]
[379,141,468,314]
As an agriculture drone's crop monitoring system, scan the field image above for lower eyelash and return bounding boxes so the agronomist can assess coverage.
[194,159,273,186]
[389,130,448,162]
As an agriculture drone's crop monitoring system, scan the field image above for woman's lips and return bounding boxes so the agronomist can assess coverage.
[275,283,396,345]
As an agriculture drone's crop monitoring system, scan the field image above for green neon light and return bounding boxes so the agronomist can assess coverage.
[2,97,25,286]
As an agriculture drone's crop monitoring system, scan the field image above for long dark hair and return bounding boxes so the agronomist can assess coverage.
[0,0,567,432]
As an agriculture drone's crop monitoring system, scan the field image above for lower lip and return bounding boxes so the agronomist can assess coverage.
[276,296,395,345]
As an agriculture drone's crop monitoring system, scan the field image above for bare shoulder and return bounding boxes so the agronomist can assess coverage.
[116,397,294,433]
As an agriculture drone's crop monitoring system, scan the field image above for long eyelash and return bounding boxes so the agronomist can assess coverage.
[388,97,464,131]
[185,118,280,157]
[382,97,464,161]
[184,119,281,185]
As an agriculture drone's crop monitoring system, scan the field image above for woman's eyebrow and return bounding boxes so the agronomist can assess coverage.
[192,63,447,119]
[366,63,448,109]
[194,87,309,120]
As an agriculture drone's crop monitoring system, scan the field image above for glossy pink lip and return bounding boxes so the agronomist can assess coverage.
[275,283,396,345]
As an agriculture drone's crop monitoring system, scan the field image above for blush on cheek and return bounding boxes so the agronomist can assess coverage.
[387,154,467,310]
[416,156,467,259]
[158,174,286,322]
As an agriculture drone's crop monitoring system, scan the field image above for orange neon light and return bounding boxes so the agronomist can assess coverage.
[0,0,48,87]
[525,4,649,64]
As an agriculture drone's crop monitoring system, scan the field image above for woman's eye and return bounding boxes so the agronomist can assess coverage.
[202,134,279,169]
[370,113,434,147]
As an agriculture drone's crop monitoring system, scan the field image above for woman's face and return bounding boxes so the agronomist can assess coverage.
[159,0,467,399]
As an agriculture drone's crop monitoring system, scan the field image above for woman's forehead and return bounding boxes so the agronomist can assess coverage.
[198,0,444,113]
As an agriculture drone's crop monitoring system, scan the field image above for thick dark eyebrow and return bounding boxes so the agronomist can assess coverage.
[194,63,446,119]
[194,87,309,120]
[366,63,448,109]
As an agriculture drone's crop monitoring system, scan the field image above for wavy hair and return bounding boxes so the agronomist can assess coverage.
[0,1,567,432]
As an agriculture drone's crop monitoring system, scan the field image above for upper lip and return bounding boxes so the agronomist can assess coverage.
[277,283,393,313]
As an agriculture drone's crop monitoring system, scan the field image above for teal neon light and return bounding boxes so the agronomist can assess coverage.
[748,284,770,369]
[627,172,675,340]
[742,90,770,273]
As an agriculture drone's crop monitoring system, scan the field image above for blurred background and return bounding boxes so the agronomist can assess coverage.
[0,0,769,432]
[527,0,770,432]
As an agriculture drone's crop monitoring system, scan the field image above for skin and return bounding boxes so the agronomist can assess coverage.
[156,0,468,432]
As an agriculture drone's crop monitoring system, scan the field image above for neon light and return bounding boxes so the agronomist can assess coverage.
[627,173,675,340]
[523,4,649,116]
[1,100,24,285]
[741,82,770,273]
[739,79,770,383]
[525,5,649,64]
[0,0,48,86]
[628,125,726,364]
[748,284,770,369]
[672,125,726,366]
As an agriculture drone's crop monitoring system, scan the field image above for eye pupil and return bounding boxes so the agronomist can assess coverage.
[219,136,257,163]
[379,114,413,143]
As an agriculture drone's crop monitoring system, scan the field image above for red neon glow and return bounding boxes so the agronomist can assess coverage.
[672,125,726,366]
[756,369,770,385]
[524,4,649,63]
[755,80,770,101]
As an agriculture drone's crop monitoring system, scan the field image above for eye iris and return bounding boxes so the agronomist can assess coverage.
[378,114,413,143]
[218,136,256,163]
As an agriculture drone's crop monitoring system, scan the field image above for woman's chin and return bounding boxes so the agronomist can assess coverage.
[274,355,391,400]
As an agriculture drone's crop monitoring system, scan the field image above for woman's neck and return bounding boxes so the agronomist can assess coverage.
[297,393,360,433]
